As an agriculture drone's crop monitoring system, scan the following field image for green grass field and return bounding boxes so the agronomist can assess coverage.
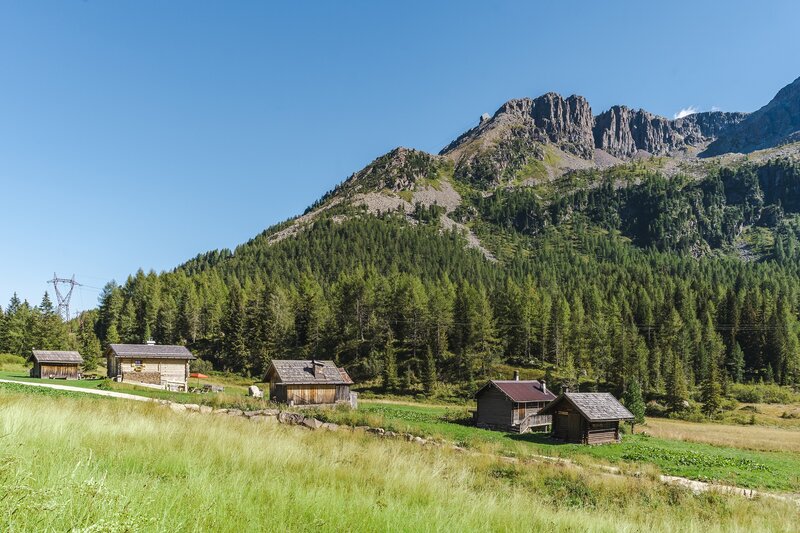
[1,390,798,532]
[312,401,800,492]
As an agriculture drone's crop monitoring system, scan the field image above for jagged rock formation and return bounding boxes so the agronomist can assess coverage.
[440,93,595,186]
[440,90,753,185]
[594,107,747,159]
[703,76,800,156]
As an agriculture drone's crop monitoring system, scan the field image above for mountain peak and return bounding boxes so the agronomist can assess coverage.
[703,75,800,156]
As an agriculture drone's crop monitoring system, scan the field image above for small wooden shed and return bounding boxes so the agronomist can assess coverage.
[539,392,633,444]
[265,359,354,407]
[31,350,83,379]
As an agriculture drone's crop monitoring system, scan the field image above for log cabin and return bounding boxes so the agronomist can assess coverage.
[474,372,556,433]
[30,350,83,379]
[265,359,354,407]
[538,392,634,444]
[106,342,195,391]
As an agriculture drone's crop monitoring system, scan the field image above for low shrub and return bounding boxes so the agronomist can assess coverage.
[730,383,800,404]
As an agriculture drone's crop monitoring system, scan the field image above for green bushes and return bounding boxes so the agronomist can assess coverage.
[730,383,800,404]
[0,354,26,369]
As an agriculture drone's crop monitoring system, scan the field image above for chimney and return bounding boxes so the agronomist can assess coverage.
[540,380,547,394]
[311,359,324,377]
[146,339,156,346]
[513,370,519,381]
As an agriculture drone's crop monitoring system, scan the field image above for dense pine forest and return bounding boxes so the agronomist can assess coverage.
[3,157,800,401]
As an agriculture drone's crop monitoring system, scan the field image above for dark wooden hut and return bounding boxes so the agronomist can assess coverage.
[474,374,556,433]
[30,350,83,379]
[538,392,633,444]
[265,359,354,407]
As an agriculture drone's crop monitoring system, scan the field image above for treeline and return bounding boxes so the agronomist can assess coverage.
[0,292,101,369]
[91,213,800,396]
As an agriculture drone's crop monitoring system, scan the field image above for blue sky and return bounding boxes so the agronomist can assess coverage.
[1,0,799,313]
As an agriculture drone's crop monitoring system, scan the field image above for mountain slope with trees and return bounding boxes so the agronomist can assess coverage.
[4,77,800,401]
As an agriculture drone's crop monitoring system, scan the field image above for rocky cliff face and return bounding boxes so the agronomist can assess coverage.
[440,93,595,186]
[703,76,800,156]
[594,107,747,158]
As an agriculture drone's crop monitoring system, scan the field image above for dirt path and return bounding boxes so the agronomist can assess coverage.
[0,379,153,402]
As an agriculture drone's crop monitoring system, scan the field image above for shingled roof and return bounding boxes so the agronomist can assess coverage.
[267,360,353,385]
[475,380,556,402]
[31,350,83,364]
[108,344,195,360]
[540,392,634,422]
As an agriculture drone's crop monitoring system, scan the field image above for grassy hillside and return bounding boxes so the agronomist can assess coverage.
[0,392,798,532]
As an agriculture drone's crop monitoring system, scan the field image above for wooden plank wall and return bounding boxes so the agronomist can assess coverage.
[286,385,336,405]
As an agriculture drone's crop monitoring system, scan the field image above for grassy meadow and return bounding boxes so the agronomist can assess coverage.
[1,390,799,532]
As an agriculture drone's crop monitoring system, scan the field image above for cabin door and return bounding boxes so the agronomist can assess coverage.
[516,403,525,423]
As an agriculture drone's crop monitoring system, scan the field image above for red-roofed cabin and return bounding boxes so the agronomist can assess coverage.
[474,372,556,433]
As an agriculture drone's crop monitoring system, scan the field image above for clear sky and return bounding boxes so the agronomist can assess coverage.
[1,0,799,313]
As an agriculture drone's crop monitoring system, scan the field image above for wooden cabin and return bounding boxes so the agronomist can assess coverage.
[474,374,556,433]
[265,359,354,407]
[539,392,634,444]
[106,342,195,391]
[30,350,83,379]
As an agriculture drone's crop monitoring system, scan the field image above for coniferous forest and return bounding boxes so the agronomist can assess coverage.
[3,157,800,398]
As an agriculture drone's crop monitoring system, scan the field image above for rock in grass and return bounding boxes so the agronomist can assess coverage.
[199,405,213,415]
[261,409,280,416]
[278,412,304,425]
[321,423,339,431]
[367,427,385,435]
[244,410,262,418]
[184,404,200,412]
[169,403,187,413]
[213,409,229,415]
[227,409,244,417]
[302,418,323,430]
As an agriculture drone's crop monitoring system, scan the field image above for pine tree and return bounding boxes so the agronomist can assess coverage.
[701,360,723,417]
[622,380,646,432]
[383,333,399,392]
[666,357,689,412]
[423,346,436,394]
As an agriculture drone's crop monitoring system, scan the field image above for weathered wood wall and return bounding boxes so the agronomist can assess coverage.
[286,384,336,405]
[475,386,513,428]
[33,363,80,379]
[114,358,189,386]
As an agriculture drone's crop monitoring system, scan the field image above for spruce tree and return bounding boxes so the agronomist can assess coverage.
[701,360,723,417]
[382,333,398,392]
[622,380,646,432]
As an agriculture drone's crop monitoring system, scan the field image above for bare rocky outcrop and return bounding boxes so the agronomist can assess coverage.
[594,106,747,158]
[704,75,800,156]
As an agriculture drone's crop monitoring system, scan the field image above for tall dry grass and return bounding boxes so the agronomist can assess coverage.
[0,394,797,532]
[645,417,800,453]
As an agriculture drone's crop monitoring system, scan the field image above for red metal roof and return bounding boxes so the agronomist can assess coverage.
[481,380,556,402]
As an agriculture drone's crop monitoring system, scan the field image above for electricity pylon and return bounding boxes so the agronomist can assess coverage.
[48,273,81,321]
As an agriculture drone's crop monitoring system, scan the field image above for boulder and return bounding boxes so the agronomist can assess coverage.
[302,417,324,430]
[227,409,244,417]
[247,385,264,398]
[321,423,339,432]
[278,412,304,425]
[367,427,385,435]
[244,410,263,418]
[169,403,187,413]
[213,409,229,415]
[199,405,213,415]
[183,404,200,412]
[261,409,280,416]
